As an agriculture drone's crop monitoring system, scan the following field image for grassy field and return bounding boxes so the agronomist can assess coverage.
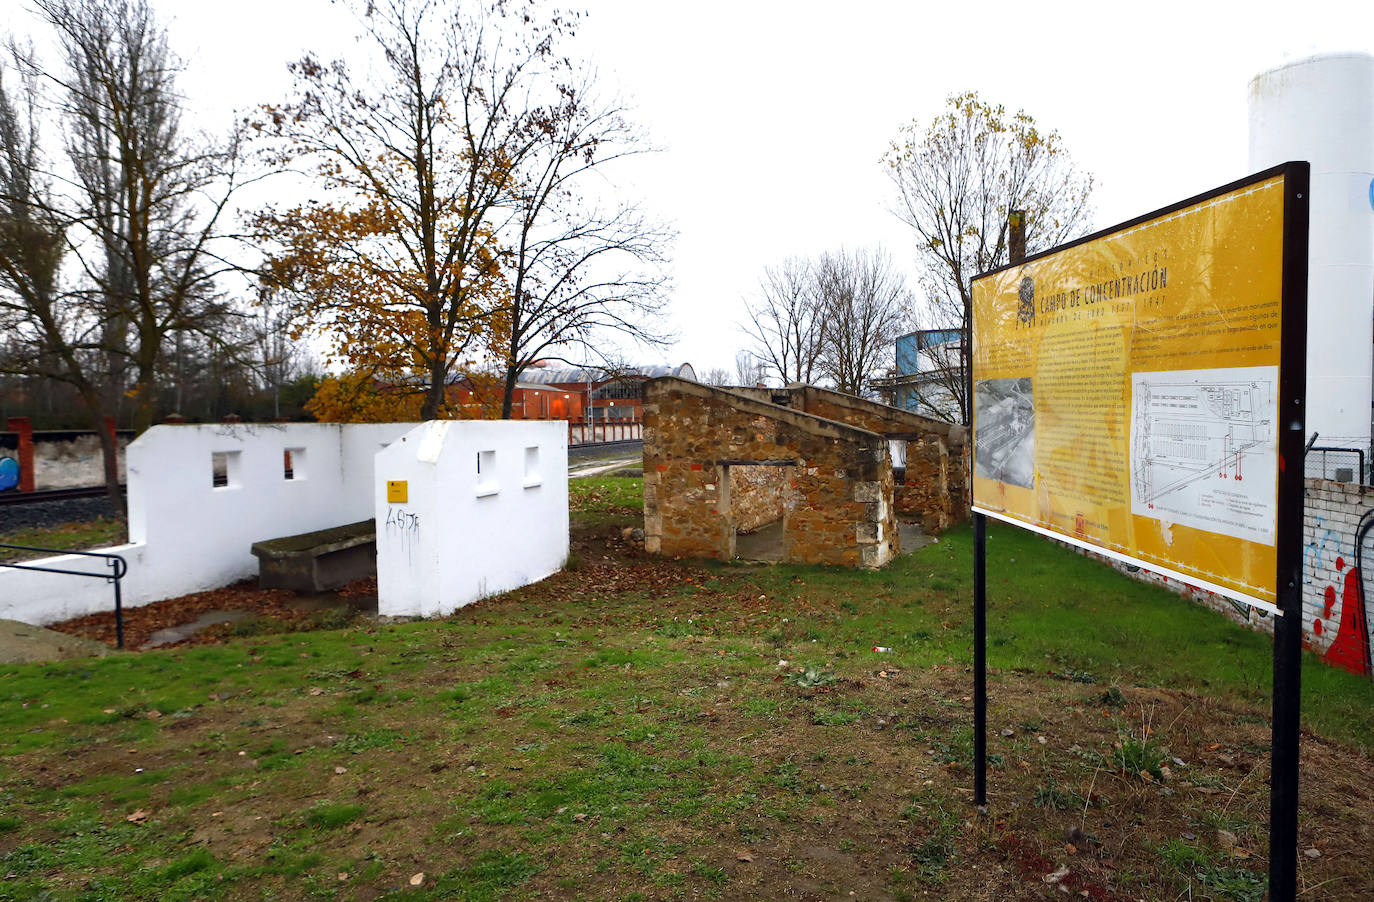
[0,517,126,562]
[0,475,1371,900]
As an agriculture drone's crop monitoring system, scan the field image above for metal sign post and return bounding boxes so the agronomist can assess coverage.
[972,511,987,807]
[1267,163,1309,902]
[968,164,1308,901]
[971,212,1024,810]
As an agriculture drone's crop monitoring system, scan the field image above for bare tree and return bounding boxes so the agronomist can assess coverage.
[812,247,912,396]
[0,2,248,508]
[883,91,1093,422]
[242,278,314,419]
[739,256,823,385]
[734,350,765,387]
[497,72,672,418]
[41,0,249,433]
[0,38,120,494]
[699,366,731,387]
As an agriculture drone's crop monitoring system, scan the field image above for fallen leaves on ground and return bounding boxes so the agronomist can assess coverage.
[48,578,375,650]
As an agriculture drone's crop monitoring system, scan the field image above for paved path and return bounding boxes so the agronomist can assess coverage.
[568,455,641,479]
[0,618,117,664]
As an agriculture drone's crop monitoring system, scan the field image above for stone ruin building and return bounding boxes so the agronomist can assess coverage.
[642,377,968,568]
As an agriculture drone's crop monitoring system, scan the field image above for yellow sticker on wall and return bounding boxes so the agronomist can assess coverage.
[386,480,408,503]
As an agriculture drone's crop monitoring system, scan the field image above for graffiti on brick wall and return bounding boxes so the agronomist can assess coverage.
[1304,514,1339,577]
[1314,555,1372,676]
[1307,503,1374,677]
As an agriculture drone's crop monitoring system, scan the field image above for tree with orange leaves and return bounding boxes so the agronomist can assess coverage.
[254,0,579,420]
[304,367,504,423]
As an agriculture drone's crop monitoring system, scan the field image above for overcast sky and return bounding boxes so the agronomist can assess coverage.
[9,0,1373,377]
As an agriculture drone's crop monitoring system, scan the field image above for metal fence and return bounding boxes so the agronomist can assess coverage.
[1304,446,1366,484]
[0,544,127,647]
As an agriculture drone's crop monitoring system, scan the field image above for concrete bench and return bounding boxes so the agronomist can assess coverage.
[250,520,376,592]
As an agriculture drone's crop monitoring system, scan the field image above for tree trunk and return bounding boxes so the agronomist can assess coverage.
[130,338,161,433]
[85,395,125,519]
[500,366,518,419]
[960,297,972,426]
[131,374,158,434]
[420,360,446,420]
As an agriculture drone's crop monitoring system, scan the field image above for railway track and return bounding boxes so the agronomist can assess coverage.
[0,485,124,506]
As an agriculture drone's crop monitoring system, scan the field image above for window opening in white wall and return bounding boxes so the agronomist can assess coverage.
[284,447,307,480]
[524,446,541,487]
[477,449,497,496]
[211,451,240,489]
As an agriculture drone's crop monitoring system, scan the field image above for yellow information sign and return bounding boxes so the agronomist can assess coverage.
[386,480,408,504]
[971,173,1292,609]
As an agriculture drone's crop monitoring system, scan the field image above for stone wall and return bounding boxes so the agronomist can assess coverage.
[898,433,969,532]
[33,433,130,489]
[730,464,791,532]
[643,378,898,568]
[0,428,131,491]
[789,386,941,435]
[785,386,970,533]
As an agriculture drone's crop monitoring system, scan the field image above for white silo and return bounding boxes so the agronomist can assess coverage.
[1249,52,1374,462]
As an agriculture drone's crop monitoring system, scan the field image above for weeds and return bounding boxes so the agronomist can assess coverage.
[901,791,959,883]
[1158,838,1266,902]
[1114,736,1166,781]
[811,708,860,726]
[304,802,366,830]
[1058,669,1097,684]
[1032,776,1083,810]
[787,666,838,689]
[658,618,698,638]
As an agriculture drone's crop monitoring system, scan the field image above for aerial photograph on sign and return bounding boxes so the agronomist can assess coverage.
[973,378,1035,488]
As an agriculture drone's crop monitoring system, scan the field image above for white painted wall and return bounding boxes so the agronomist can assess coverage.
[1,423,413,625]
[375,420,568,617]
[1249,52,1374,455]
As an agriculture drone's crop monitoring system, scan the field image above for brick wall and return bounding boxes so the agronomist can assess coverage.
[643,378,898,568]
[1302,479,1373,674]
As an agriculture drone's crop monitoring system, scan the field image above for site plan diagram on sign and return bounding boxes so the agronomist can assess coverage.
[1129,365,1277,545]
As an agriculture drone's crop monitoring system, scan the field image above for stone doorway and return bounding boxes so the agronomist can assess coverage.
[721,462,796,562]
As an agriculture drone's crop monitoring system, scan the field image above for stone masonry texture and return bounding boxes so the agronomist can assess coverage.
[642,378,967,569]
